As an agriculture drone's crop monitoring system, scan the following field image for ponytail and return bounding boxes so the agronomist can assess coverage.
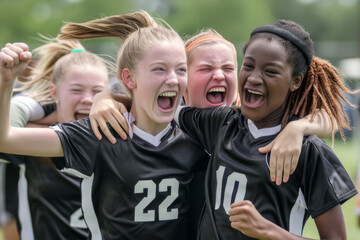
[58,11,157,41]
[283,56,360,140]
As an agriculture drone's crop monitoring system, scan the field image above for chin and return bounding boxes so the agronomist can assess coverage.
[156,114,174,124]
[241,108,255,120]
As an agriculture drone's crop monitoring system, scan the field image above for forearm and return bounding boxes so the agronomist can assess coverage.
[0,80,15,144]
[230,201,315,240]
[110,93,132,111]
[0,42,32,146]
[262,222,313,240]
[289,109,335,139]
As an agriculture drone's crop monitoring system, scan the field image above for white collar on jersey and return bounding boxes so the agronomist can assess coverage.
[123,112,171,147]
[247,119,281,139]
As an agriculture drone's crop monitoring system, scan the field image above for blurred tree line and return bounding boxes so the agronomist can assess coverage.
[1,0,358,65]
[1,0,359,137]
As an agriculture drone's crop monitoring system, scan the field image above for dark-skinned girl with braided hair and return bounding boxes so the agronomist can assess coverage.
[0,10,215,239]
[189,19,358,240]
[91,19,359,239]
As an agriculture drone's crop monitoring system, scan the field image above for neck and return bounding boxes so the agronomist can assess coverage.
[252,109,285,129]
[130,109,169,136]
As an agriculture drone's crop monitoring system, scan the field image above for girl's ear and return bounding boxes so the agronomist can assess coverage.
[49,83,57,101]
[183,88,189,105]
[290,75,303,92]
[122,68,136,89]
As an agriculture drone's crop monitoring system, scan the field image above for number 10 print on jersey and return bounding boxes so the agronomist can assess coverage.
[215,166,247,214]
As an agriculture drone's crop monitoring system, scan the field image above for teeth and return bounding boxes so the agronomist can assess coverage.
[208,87,225,93]
[77,110,90,114]
[159,92,176,97]
[247,89,262,95]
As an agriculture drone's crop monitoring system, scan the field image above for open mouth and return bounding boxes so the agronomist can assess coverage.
[158,91,176,112]
[243,89,265,108]
[206,87,226,106]
[75,110,90,120]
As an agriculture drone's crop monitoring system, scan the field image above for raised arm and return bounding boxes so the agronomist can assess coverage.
[0,43,63,157]
[259,109,336,185]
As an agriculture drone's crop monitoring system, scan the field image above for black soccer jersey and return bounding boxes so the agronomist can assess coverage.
[1,161,19,225]
[178,106,357,240]
[0,153,88,240]
[51,116,208,240]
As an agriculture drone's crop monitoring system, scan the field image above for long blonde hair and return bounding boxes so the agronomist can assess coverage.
[58,10,184,98]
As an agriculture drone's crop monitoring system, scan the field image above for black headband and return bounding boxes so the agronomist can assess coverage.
[250,24,313,66]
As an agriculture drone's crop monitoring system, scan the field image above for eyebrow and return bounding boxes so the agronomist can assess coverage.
[69,83,104,88]
[266,62,284,69]
[197,62,235,67]
[149,61,187,67]
[244,57,284,69]
[149,61,165,66]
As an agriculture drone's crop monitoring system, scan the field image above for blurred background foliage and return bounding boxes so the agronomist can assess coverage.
[1,0,360,239]
[3,0,358,136]
[0,0,359,65]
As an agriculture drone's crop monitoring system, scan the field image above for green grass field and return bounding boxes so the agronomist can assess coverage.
[1,138,359,240]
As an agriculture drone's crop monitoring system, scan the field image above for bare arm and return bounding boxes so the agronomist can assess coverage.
[259,109,336,185]
[313,205,346,239]
[0,42,63,157]
[229,201,345,240]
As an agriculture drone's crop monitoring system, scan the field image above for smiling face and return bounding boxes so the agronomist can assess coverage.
[239,38,301,129]
[129,40,187,134]
[54,64,107,123]
[185,42,237,108]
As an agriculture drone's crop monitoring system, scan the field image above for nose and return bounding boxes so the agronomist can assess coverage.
[80,90,94,105]
[247,70,263,86]
[166,70,179,86]
[212,69,225,81]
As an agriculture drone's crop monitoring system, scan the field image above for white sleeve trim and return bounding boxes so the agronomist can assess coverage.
[61,168,90,178]
[174,105,184,125]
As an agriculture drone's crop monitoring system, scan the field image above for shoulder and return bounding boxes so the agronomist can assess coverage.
[11,95,45,121]
[56,118,92,130]
[179,106,238,122]
[299,135,336,166]
[301,135,332,155]
[51,118,95,141]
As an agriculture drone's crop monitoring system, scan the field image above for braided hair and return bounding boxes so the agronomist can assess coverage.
[245,20,360,140]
